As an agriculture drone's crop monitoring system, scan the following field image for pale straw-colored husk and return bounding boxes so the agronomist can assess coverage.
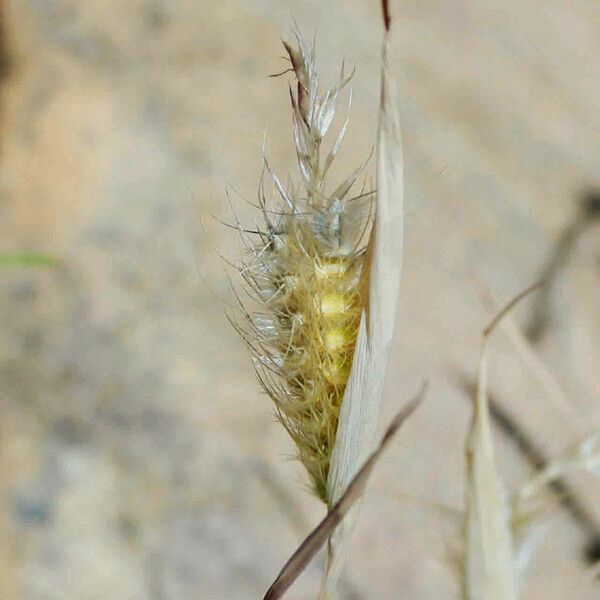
[465,340,517,600]
[318,8,404,598]
[464,284,544,600]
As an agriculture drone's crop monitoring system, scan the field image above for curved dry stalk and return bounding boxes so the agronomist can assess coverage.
[518,430,600,504]
[263,384,425,600]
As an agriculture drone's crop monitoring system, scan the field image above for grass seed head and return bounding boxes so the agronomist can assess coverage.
[229,31,372,503]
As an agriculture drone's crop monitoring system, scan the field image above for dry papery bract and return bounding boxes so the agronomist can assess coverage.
[228,2,406,598]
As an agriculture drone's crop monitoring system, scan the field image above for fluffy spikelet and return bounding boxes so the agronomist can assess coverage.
[230,31,372,503]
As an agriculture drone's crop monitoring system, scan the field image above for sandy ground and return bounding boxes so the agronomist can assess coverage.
[0,1,598,598]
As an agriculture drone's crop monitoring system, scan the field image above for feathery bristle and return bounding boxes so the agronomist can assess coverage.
[231,31,372,502]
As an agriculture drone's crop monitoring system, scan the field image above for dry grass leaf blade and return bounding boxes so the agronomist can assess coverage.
[465,343,516,600]
[465,282,542,600]
[262,385,425,600]
[475,278,600,545]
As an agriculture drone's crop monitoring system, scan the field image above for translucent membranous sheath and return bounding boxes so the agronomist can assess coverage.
[229,32,373,503]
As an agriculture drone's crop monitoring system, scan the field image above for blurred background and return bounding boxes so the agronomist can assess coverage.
[0,0,598,598]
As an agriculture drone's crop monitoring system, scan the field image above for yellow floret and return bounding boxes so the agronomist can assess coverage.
[323,358,351,386]
[315,258,347,279]
[320,292,347,316]
[324,328,349,351]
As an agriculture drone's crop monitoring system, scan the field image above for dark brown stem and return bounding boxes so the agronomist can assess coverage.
[381,0,391,32]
